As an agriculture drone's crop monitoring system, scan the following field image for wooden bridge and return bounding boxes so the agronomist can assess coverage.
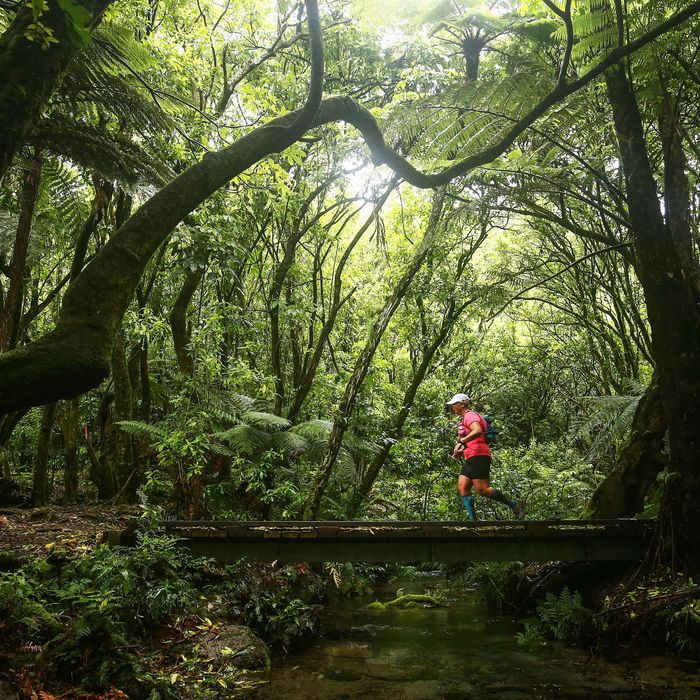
[105,519,653,563]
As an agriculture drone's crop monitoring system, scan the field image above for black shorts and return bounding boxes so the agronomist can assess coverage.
[460,455,491,480]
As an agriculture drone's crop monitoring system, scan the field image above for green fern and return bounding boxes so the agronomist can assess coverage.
[115,420,169,443]
[34,116,173,185]
[536,587,593,641]
[240,411,292,432]
[569,384,644,461]
[214,425,273,456]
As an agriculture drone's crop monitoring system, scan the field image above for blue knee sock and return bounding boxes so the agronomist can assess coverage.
[461,495,476,521]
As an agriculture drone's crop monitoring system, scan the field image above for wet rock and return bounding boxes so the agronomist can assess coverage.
[196,623,270,670]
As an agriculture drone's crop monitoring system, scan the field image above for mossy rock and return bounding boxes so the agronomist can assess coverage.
[195,623,270,671]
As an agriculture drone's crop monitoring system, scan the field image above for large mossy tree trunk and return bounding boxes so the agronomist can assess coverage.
[0,0,113,179]
[587,373,666,518]
[605,64,700,569]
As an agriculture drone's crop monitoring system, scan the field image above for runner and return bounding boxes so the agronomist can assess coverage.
[447,393,524,521]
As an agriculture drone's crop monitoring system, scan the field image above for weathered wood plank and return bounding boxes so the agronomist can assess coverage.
[103,518,652,562]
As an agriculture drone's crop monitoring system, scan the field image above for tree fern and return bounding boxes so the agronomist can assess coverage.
[39,156,88,233]
[569,382,645,462]
[240,411,292,432]
[214,425,274,456]
[33,116,173,186]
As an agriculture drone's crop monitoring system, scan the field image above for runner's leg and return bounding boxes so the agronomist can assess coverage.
[458,475,476,521]
[473,479,524,517]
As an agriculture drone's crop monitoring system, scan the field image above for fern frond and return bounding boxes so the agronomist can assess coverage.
[240,411,292,432]
[216,425,273,456]
[270,431,308,455]
[39,157,88,233]
[115,420,169,443]
[569,389,643,461]
[228,393,256,413]
[209,443,239,458]
[33,116,172,185]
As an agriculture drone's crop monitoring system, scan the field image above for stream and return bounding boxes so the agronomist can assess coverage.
[254,574,700,699]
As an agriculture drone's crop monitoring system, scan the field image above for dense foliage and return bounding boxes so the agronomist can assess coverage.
[4,0,693,524]
[2,0,700,694]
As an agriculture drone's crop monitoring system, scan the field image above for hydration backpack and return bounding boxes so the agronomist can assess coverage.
[482,414,498,446]
[459,412,498,446]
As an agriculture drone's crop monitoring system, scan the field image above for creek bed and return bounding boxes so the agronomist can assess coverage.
[254,574,700,699]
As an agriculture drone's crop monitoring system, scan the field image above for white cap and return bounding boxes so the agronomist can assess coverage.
[446,393,471,405]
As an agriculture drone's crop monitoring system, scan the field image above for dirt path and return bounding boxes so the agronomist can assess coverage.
[0,505,137,563]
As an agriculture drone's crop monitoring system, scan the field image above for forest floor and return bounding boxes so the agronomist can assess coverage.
[0,504,137,563]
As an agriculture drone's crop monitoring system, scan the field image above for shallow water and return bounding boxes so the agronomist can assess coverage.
[254,575,700,699]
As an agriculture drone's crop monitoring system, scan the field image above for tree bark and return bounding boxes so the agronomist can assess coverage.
[170,266,206,376]
[659,88,700,295]
[58,398,80,504]
[0,0,113,179]
[587,374,666,518]
[605,63,700,567]
[111,329,135,501]
[0,150,42,352]
[70,176,113,283]
[31,402,57,506]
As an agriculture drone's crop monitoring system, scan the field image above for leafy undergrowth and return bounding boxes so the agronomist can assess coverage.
[598,572,700,655]
[0,526,326,699]
[466,560,700,654]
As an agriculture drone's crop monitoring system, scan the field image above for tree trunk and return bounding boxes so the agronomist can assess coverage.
[0,0,113,179]
[0,150,42,352]
[70,176,114,282]
[170,266,206,376]
[605,64,700,568]
[587,374,666,518]
[58,398,80,504]
[659,88,699,294]
[31,402,57,506]
[462,35,484,83]
[86,433,115,500]
[111,330,135,501]
[302,189,445,518]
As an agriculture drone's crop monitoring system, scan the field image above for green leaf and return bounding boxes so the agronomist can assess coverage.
[57,0,93,47]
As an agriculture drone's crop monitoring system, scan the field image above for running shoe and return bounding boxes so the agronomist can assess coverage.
[512,498,525,520]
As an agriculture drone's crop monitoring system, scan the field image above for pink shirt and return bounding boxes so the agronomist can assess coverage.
[458,411,491,460]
